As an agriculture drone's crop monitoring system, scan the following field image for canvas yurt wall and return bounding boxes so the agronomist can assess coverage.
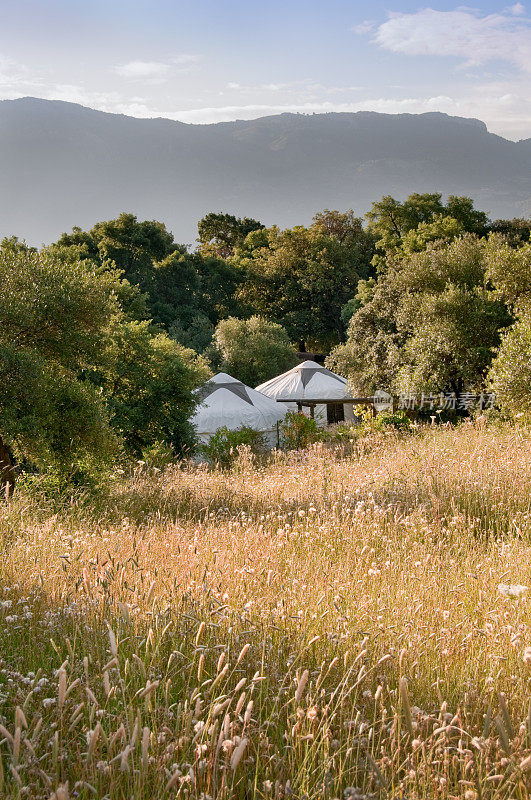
[256,360,355,426]
[191,372,289,448]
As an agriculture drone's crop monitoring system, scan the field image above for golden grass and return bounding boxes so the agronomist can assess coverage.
[1,423,531,798]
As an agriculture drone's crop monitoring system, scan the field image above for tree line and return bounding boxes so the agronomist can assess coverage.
[1,194,530,486]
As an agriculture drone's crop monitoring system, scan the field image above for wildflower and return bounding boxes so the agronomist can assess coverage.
[498,584,528,598]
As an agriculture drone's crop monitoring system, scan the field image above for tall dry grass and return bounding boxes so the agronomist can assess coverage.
[1,423,531,798]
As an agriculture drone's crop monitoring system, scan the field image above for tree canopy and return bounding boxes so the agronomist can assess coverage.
[487,238,531,418]
[366,193,489,266]
[211,315,299,387]
[234,210,375,351]
[327,235,510,396]
[0,238,206,483]
[55,213,244,354]
[4,196,530,484]
[197,212,264,258]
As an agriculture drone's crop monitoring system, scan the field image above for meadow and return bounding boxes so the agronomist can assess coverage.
[1,423,531,799]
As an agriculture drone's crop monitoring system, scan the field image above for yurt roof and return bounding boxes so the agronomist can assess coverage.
[256,360,351,401]
[192,372,288,435]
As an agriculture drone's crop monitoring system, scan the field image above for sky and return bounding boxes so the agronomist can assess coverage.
[0,0,530,140]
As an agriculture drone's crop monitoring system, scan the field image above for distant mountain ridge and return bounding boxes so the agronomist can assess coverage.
[1,97,530,245]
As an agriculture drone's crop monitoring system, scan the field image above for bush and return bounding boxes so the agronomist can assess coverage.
[199,426,267,467]
[489,309,531,420]
[211,316,298,386]
[322,408,412,446]
[280,411,323,450]
[373,409,412,431]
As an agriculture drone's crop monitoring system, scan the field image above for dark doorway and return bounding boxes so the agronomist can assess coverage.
[327,403,345,424]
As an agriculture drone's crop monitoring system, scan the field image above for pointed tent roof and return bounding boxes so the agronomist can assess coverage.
[192,372,289,435]
[256,360,351,401]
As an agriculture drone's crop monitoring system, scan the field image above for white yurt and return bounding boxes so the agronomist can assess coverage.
[256,360,355,426]
[192,372,289,448]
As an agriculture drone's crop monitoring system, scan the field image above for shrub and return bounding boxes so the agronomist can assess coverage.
[199,426,267,467]
[373,409,412,431]
[489,309,531,420]
[322,409,411,445]
[211,316,298,386]
[280,411,323,450]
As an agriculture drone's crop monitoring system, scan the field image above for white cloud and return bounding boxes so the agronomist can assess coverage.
[0,55,36,89]
[221,80,363,98]
[352,20,375,35]
[114,54,201,81]
[114,60,170,79]
[171,54,202,66]
[367,7,531,73]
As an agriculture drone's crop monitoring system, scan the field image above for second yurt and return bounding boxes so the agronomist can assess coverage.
[256,360,355,426]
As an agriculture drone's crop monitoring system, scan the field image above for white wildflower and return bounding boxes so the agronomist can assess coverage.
[498,583,528,598]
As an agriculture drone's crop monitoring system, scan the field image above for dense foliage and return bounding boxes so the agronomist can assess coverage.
[280,410,323,449]
[198,425,267,467]
[486,237,531,417]
[0,238,206,484]
[328,235,511,396]
[210,315,299,387]
[233,210,375,351]
[56,213,243,352]
[2,191,530,484]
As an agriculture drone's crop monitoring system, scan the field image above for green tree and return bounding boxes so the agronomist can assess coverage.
[488,309,531,419]
[487,237,531,418]
[326,278,404,394]
[485,234,531,309]
[169,314,215,354]
[397,283,508,396]
[102,322,210,457]
[56,214,244,343]
[234,211,374,351]
[0,239,207,484]
[86,213,178,288]
[487,218,531,248]
[0,240,120,483]
[366,193,489,266]
[197,212,264,258]
[328,235,509,396]
[211,316,299,387]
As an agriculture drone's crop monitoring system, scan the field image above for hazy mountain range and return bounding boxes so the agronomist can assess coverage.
[1,97,530,246]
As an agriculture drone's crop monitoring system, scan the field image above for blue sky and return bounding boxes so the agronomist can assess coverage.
[0,1,530,138]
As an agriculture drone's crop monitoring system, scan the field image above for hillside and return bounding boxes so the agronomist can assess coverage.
[1,97,530,245]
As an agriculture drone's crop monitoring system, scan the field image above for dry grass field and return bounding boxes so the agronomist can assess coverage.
[1,423,531,799]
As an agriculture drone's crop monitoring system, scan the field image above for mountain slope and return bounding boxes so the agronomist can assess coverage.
[0,97,529,245]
